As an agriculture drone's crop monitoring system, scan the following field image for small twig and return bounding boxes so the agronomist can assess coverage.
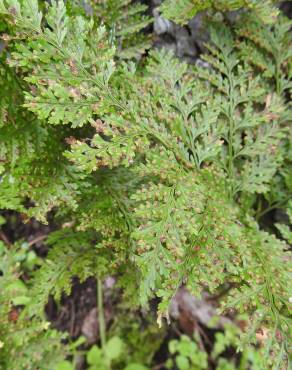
[28,234,47,247]
[196,322,212,348]
[97,278,106,348]
[69,300,76,337]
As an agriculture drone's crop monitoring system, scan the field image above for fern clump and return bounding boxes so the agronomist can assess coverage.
[0,0,291,369]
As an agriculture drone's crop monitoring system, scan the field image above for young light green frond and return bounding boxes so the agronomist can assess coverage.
[65,117,150,171]
[0,0,120,127]
[159,0,279,25]
[1,0,42,31]
[159,0,211,26]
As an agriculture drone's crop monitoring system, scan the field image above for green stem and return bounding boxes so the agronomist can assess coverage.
[275,58,281,95]
[255,196,291,221]
[97,278,106,348]
[227,116,235,199]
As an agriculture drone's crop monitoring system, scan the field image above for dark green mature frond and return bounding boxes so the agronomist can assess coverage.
[197,24,286,196]
[0,48,46,167]
[0,127,87,222]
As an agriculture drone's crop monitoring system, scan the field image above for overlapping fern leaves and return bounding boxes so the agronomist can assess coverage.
[90,0,152,59]
[0,0,291,368]
[159,0,279,25]
[0,237,68,370]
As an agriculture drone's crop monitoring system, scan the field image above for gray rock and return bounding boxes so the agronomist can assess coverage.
[188,13,209,53]
[0,41,5,53]
[152,4,209,62]
[275,208,290,224]
[169,287,231,330]
[152,0,162,6]
[175,28,197,59]
[81,308,99,344]
[81,0,93,16]
[153,8,174,35]
[196,58,210,69]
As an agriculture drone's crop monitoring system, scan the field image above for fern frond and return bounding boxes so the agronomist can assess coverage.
[236,15,292,94]
[197,24,286,196]
[1,0,120,127]
[0,242,68,370]
[90,0,152,59]
[159,0,279,25]
[276,200,292,244]
[65,116,150,171]
[26,228,108,317]
[0,2,290,367]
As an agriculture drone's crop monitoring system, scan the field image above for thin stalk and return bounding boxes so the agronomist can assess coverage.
[227,115,235,199]
[97,278,106,348]
[255,197,291,221]
[226,66,236,199]
[275,57,281,95]
[256,204,275,221]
